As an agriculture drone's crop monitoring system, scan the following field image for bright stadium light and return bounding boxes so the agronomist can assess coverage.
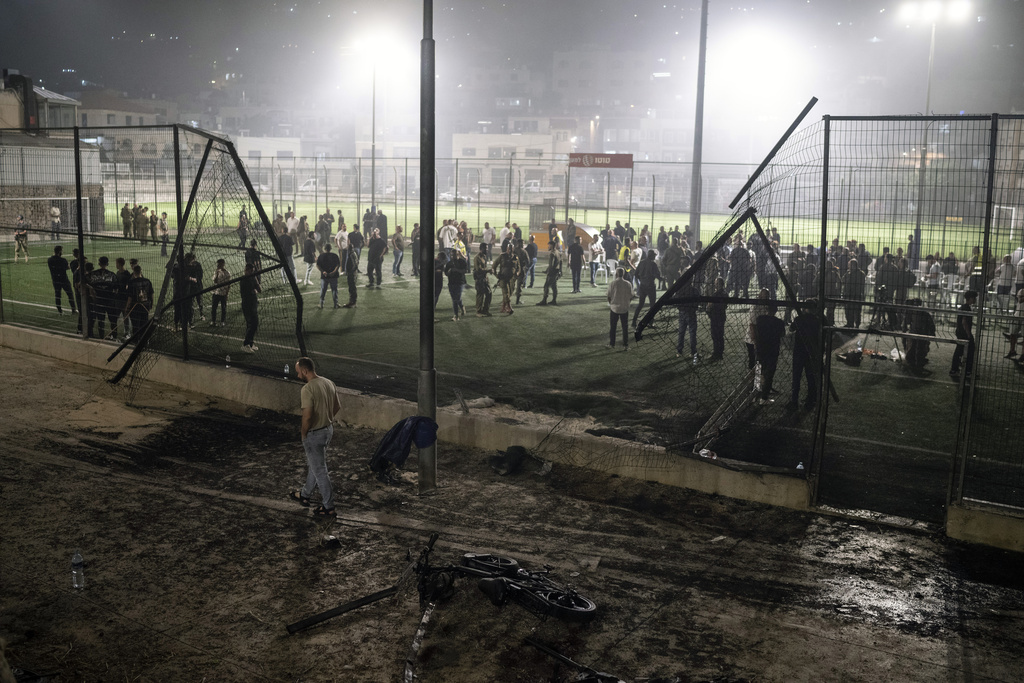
[898,0,972,269]
[341,32,416,211]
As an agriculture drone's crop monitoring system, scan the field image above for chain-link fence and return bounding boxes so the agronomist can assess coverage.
[2,118,1022,522]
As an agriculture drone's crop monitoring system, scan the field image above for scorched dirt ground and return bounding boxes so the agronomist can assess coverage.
[1,347,1023,683]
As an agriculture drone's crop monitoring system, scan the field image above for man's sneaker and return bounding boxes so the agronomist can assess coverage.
[318,302,324,309]
[242,344,256,353]
[220,321,226,327]
[692,354,700,366]
[209,321,216,327]
[451,316,459,322]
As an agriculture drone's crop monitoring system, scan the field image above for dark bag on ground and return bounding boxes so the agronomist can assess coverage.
[369,416,438,484]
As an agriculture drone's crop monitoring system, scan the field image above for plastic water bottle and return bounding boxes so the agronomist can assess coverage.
[71,550,85,589]
[225,354,231,369]
[284,364,290,379]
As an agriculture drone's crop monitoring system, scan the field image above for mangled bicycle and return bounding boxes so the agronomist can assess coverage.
[286,532,596,635]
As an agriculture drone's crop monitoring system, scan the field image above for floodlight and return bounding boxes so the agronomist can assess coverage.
[900,2,920,21]
[922,0,943,22]
[947,0,971,21]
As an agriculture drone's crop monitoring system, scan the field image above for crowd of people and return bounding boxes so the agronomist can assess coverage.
[46,244,155,343]
[27,199,1024,380]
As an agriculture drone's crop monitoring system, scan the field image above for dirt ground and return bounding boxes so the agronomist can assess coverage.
[1,347,1024,683]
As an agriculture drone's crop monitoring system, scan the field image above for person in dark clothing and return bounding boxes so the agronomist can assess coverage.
[755,305,786,405]
[47,245,76,315]
[567,236,585,293]
[536,241,562,306]
[301,231,318,285]
[706,277,728,361]
[244,239,262,283]
[366,228,387,287]
[111,257,131,339]
[240,262,262,352]
[348,225,364,269]
[903,298,935,370]
[472,243,492,316]
[632,249,661,328]
[676,268,699,362]
[950,290,978,377]
[513,239,530,305]
[187,252,206,321]
[843,258,866,328]
[524,235,539,288]
[125,265,154,337]
[445,248,469,321]
[87,256,116,339]
[433,252,448,310]
[375,210,388,244]
[788,300,821,409]
[316,243,342,308]
[410,224,421,278]
[343,247,359,308]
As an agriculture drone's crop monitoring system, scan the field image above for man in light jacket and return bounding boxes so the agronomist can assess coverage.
[607,267,633,350]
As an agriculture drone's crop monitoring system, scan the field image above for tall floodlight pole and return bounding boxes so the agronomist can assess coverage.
[688,0,709,248]
[418,0,437,494]
[901,0,972,269]
[912,21,936,271]
[371,62,377,212]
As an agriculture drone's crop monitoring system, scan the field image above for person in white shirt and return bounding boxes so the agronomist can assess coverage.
[286,212,300,255]
[335,224,349,274]
[607,267,634,350]
[925,255,942,307]
[498,223,512,250]
[438,220,458,258]
[588,238,604,287]
[481,222,496,261]
[994,254,1016,313]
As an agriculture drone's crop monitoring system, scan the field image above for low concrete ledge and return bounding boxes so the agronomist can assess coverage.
[946,503,1024,553]
[3,323,809,512]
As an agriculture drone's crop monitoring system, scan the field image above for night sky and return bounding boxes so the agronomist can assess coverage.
[2,0,1022,117]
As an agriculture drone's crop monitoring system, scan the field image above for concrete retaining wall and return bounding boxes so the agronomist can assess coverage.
[0,323,821,515]
[11,323,1024,549]
[946,504,1024,553]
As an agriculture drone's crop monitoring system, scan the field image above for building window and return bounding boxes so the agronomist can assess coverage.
[277,150,293,159]
[462,147,477,156]
[81,114,88,126]
[248,150,262,159]
[125,115,133,126]
[138,117,144,125]
[488,147,503,159]
[525,148,543,158]
[107,114,115,125]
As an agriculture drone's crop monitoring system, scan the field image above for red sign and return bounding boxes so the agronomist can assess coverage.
[569,153,633,169]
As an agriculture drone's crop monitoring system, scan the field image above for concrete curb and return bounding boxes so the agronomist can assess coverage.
[10,323,1024,550]
[1,323,811,512]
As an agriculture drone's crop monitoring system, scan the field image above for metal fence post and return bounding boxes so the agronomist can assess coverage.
[953,113,1001,506]
[418,0,437,495]
[172,126,190,361]
[74,128,88,340]
[809,115,831,503]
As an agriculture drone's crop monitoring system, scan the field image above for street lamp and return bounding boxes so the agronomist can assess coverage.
[898,0,971,268]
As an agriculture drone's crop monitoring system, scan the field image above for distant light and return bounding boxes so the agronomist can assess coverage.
[922,1,943,22]
[652,72,671,78]
[947,0,971,21]
[900,2,919,21]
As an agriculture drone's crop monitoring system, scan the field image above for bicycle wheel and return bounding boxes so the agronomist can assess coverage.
[461,554,520,577]
[532,589,597,623]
